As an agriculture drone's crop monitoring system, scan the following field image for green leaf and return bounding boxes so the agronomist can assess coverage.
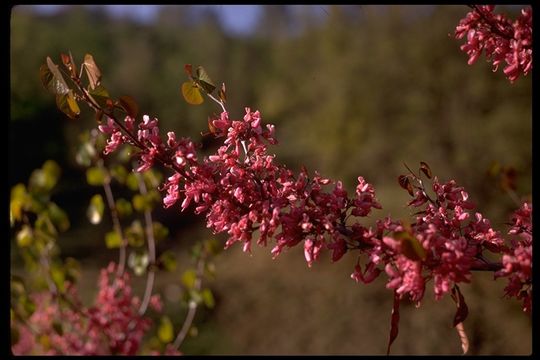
[115,198,133,218]
[132,194,149,212]
[75,141,97,167]
[10,184,27,224]
[110,164,128,184]
[201,288,215,309]
[394,231,426,262]
[45,57,69,95]
[88,85,110,109]
[126,173,139,191]
[16,225,33,247]
[86,167,106,186]
[157,316,174,343]
[128,251,149,276]
[181,269,197,289]
[158,250,177,272]
[118,95,139,119]
[126,220,144,247]
[83,54,101,90]
[204,238,222,255]
[87,194,105,225]
[43,160,61,181]
[47,202,70,232]
[51,266,66,293]
[55,90,80,119]
[181,81,204,105]
[29,160,61,194]
[153,222,169,242]
[64,257,81,283]
[39,64,55,93]
[195,66,216,94]
[105,231,122,249]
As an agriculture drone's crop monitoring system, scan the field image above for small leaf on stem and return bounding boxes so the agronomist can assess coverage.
[196,66,216,94]
[386,291,401,355]
[419,161,432,179]
[83,54,102,90]
[398,175,414,196]
[118,95,139,119]
[182,81,204,105]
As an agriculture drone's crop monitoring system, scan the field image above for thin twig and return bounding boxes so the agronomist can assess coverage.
[135,171,157,316]
[99,162,128,277]
[173,255,206,350]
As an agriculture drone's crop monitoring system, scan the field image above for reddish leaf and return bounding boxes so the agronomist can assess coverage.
[207,116,217,134]
[455,322,469,355]
[83,54,101,90]
[218,82,227,103]
[118,95,139,119]
[60,52,77,78]
[386,291,401,355]
[95,109,104,123]
[184,64,193,77]
[398,175,414,196]
[419,161,432,179]
[451,285,469,327]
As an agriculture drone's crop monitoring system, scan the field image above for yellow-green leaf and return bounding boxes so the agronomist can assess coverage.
[181,269,197,289]
[87,194,105,225]
[201,288,215,309]
[158,250,176,272]
[16,225,33,247]
[105,231,122,249]
[115,198,133,219]
[157,316,174,343]
[88,85,110,109]
[394,231,426,262]
[181,81,204,105]
[86,167,106,186]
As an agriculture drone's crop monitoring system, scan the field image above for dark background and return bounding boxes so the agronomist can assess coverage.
[10,5,532,355]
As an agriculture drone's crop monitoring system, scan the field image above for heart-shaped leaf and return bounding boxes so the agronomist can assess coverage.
[44,57,70,95]
[118,95,139,118]
[196,66,216,94]
[83,54,101,90]
[182,81,204,105]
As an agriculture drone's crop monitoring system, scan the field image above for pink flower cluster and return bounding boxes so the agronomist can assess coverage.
[97,108,532,312]
[350,177,507,305]
[12,263,171,355]
[495,202,532,313]
[103,109,382,267]
[455,5,533,82]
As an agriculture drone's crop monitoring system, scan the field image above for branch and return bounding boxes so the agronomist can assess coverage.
[173,255,206,350]
[136,171,157,316]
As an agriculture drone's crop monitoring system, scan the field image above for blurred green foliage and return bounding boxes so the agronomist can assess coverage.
[10,5,531,355]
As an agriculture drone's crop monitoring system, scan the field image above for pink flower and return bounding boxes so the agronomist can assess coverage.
[455,5,533,82]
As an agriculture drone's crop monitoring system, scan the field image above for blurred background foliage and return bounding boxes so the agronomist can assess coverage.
[10,5,531,355]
